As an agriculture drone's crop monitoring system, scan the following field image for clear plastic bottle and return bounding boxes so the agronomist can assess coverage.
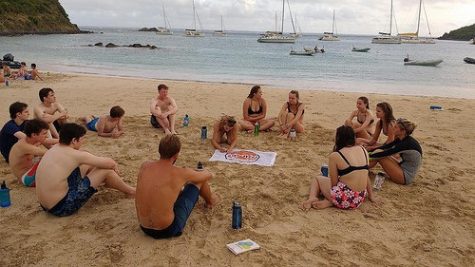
[289,128,297,141]
[183,114,190,127]
[373,172,386,190]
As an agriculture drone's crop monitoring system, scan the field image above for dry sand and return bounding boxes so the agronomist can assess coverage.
[0,74,474,266]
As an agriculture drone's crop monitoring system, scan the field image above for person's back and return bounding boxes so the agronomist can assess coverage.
[331,145,369,192]
[136,160,189,229]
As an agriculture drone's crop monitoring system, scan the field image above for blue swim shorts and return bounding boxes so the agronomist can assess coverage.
[86,117,99,132]
[140,184,200,239]
[44,167,97,217]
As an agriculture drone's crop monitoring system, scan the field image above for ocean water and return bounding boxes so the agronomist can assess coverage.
[1,27,474,98]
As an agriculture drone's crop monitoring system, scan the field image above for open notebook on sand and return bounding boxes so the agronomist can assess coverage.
[226,239,261,255]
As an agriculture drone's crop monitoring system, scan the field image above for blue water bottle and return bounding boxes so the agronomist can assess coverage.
[200,126,207,143]
[183,114,190,127]
[0,180,11,208]
[232,201,242,229]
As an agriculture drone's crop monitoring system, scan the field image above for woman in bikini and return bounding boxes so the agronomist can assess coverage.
[239,85,274,132]
[211,115,238,152]
[345,96,375,139]
[278,90,305,136]
[301,126,374,210]
[369,118,422,185]
[359,102,396,151]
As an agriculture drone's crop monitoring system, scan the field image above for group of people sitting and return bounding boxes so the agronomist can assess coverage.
[1,62,43,83]
[0,83,422,240]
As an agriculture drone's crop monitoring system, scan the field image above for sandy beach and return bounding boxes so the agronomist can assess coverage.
[0,73,474,266]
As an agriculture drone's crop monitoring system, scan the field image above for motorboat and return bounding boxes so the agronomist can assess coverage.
[289,50,314,56]
[352,47,370,52]
[463,57,475,64]
[404,57,443,66]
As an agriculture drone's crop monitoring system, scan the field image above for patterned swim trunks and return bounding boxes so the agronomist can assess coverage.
[330,181,367,210]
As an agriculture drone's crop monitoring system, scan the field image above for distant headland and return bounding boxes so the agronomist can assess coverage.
[438,24,475,41]
[0,0,88,36]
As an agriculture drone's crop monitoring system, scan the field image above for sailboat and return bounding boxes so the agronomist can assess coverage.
[213,16,227,37]
[399,0,435,44]
[372,0,401,44]
[320,10,340,41]
[156,3,173,35]
[257,0,296,43]
[185,0,204,37]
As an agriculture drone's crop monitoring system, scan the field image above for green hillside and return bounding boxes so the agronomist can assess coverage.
[439,24,475,41]
[0,0,79,35]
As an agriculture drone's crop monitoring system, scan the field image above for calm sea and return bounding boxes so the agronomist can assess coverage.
[1,27,474,98]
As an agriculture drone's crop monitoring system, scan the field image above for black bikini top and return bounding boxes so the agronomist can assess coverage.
[287,102,304,115]
[248,100,263,115]
[337,147,369,176]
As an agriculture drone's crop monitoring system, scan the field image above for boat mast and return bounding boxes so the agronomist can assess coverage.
[221,15,224,31]
[287,0,297,34]
[162,3,167,29]
[281,0,285,34]
[332,10,335,34]
[389,0,393,35]
[192,0,197,30]
[416,0,422,37]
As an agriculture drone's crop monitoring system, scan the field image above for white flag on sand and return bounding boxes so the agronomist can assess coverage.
[209,149,277,167]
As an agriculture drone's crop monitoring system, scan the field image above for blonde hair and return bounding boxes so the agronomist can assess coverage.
[396,118,417,135]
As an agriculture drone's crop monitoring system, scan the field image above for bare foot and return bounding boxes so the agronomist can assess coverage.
[164,129,172,135]
[125,187,136,198]
[311,199,332,209]
[205,193,221,209]
[246,129,253,134]
[300,198,318,211]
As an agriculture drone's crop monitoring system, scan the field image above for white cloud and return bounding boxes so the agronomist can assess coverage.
[58,0,475,36]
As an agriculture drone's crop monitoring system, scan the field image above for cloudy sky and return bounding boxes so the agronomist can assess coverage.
[59,0,475,36]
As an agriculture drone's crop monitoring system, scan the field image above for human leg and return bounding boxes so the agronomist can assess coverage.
[294,121,304,133]
[87,168,136,196]
[239,120,254,132]
[301,176,331,210]
[193,180,219,208]
[376,157,405,184]
[258,118,275,131]
[151,115,172,134]
[168,114,177,134]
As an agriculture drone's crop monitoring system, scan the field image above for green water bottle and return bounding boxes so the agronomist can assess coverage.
[253,122,260,136]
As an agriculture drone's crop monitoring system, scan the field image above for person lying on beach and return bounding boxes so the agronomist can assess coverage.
[135,135,219,239]
[212,115,238,152]
[34,88,69,139]
[29,63,43,81]
[150,83,178,135]
[369,118,422,185]
[11,62,28,80]
[239,85,274,132]
[0,102,29,162]
[36,123,135,217]
[344,96,375,139]
[301,126,374,210]
[277,90,305,137]
[359,102,396,150]
[9,119,49,187]
[79,106,125,138]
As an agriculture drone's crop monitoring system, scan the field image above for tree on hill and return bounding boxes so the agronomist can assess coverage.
[439,24,475,41]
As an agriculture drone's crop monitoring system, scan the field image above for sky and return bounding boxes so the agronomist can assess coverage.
[58,0,475,36]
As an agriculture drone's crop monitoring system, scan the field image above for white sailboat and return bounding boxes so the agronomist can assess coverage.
[320,10,340,41]
[257,0,296,43]
[399,0,435,44]
[156,3,173,35]
[213,16,227,37]
[372,0,401,44]
[185,0,204,37]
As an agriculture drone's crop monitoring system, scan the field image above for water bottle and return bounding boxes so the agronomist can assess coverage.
[253,122,260,136]
[373,172,386,190]
[232,201,242,229]
[0,180,11,208]
[5,79,9,87]
[289,128,297,141]
[320,163,329,177]
[200,126,207,143]
[196,161,203,171]
[183,114,190,127]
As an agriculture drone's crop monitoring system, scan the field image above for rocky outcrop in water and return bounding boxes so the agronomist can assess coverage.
[438,24,475,41]
[87,43,158,50]
[0,0,81,35]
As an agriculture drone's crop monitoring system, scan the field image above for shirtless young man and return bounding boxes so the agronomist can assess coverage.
[9,119,49,187]
[30,63,43,81]
[34,88,69,138]
[79,106,125,138]
[136,135,219,239]
[211,115,238,152]
[36,123,135,217]
[150,84,178,135]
